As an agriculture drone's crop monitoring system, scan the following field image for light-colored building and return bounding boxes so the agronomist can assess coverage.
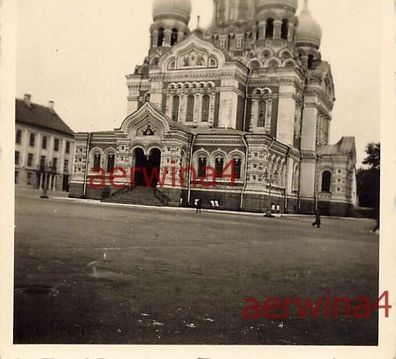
[15,94,75,191]
[70,0,357,216]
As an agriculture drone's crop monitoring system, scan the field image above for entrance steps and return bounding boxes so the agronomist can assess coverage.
[102,186,169,206]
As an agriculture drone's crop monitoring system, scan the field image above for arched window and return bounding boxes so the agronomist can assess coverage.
[171,28,178,46]
[172,96,180,122]
[281,19,289,39]
[93,153,101,172]
[255,21,260,39]
[307,55,314,69]
[232,158,242,179]
[106,153,115,172]
[215,157,224,178]
[257,99,266,127]
[265,18,274,39]
[321,171,332,192]
[186,95,195,122]
[157,28,165,47]
[198,157,207,178]
[201,94,210,122]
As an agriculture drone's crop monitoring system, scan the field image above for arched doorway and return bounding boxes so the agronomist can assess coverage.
[133,147,161,187]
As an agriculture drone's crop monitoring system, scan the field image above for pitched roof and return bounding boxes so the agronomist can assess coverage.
[15,99,74,136]
[317,137,356,159]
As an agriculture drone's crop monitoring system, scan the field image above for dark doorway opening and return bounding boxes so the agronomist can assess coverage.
[133,148,162,187]
[62,175,69,191]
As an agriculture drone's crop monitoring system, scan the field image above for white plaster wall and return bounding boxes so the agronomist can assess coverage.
[301,105,318,151]
[149,80,163,109]
[300,160,316,198]
[285,156,294,195]
[15,124,74,174]
[218,91,238,128]
[127,98,139,116]
[276,88,296,146]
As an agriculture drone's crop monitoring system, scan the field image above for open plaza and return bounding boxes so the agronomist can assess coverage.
[14,190,379,345]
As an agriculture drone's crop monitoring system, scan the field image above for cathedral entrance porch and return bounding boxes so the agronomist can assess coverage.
[133,148,162,188]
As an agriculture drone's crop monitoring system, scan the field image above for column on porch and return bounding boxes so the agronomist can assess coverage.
[250,98,258,131]
[209,92,216,127]
[264,99,273,134]
[52,175,57,191]
[38,173,43,189]
[179,94,187,123]
[165,94,172,118]
[194,93,202,124]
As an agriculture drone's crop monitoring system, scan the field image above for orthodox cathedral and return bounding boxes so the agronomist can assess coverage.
[70,0,357,216]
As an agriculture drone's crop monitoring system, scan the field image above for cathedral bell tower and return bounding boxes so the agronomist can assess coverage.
[149,0,192,58]
[209,0,255,55]
[254,0,298,45]
[212,0,255,27]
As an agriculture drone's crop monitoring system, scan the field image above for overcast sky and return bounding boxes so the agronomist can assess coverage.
[16,0,380,166]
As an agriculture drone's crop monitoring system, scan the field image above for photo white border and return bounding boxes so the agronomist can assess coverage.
[0,0,395,358]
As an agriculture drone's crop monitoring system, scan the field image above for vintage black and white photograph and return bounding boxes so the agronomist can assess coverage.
[1,0,395,356]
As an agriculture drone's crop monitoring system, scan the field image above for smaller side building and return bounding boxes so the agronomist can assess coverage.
[316,137,358,215]
[15,94,75,191]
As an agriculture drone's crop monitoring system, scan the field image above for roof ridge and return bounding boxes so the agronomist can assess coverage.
[15,99,74,136]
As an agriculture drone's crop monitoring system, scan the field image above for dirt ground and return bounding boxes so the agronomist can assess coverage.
[14,194,379,344]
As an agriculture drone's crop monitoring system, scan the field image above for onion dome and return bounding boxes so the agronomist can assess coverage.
[256,0,298,12]
[152,0,192,23]
[295,0,322,48]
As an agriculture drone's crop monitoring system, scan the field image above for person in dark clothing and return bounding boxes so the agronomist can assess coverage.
[196,198,202,214]
[312,209,321,228]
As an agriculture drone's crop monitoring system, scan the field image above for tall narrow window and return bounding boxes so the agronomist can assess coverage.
[321,171,332,192]
[42,136,47,149]
[157,28,165,47]
[40,155,46,170]
[64,160,69,172]
[307,55,314,69]
[257,100,266,127]
[27,153,33,167]
[93,153,101,172]
[172,96,180,122]
[65,141,70,154]
[52,158,58,171]
[186,95,195,122]
[281,19,289,39]
[265,18,274,38]
[215,157,224,178]
[198,157,207,178]
[15,130,22,144]
[107,154,115,172]
[15,151,20,165]
[171,28,178,46]
[255,21,260,39]
[29,133,35,147]
[54,138,59,151]
[233,158,241,179]
[201,94,210,122]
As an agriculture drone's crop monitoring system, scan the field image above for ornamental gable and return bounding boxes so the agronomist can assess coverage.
[158,33,227,73]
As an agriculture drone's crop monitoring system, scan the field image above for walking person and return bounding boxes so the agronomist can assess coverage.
[312,209,321,228]
[196,198,202,214]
